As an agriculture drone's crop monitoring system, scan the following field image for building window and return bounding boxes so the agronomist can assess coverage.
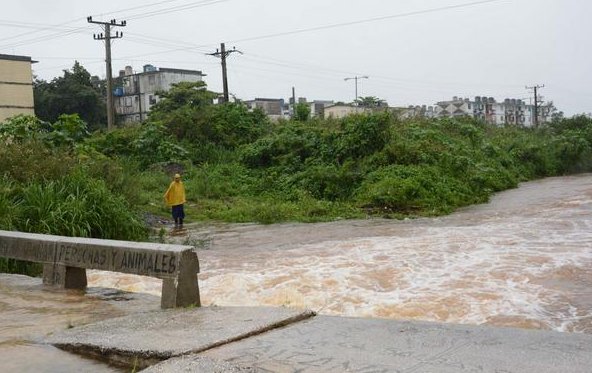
[149,95,157,105]
[125,97,132,107]
[149,75,155,86]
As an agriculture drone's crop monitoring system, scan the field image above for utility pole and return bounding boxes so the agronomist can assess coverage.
[208,43,242,103]
[292,86,296,117]
[344,75,369,103]
[88,16,126,130]
[526,84,545,127]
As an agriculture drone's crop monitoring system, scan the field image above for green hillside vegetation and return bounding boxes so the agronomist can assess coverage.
[2,80,592,275]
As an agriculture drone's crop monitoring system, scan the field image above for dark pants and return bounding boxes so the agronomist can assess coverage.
[172,204,185,228]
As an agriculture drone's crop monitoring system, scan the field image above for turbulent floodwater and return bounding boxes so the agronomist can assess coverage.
[90,174,592,333]
[1,175,591,371]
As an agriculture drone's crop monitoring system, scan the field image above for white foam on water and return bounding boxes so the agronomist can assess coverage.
[88,176,592,333]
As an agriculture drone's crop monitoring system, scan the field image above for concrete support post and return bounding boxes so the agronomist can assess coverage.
[43,263,88,290]
[161,251,200,308]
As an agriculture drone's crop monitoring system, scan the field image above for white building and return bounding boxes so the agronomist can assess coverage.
[114,65,206,124]
[324,104,368,119]
[434,96,546,126]
[399,105,436,119]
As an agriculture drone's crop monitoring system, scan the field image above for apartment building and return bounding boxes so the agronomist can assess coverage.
[114,64,205,124]
[0,54,35,122]
[434,96,543,126]
[244,98,286,121]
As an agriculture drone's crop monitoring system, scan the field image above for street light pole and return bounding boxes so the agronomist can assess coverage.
[344,75,369,103]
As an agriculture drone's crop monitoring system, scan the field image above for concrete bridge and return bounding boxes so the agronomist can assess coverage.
[0,230,200,308]
[2,229,592,372]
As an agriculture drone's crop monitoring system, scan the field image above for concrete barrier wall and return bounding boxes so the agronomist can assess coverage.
[0,230,200,308]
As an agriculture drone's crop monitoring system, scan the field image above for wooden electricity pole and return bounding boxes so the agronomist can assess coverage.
[526,84,545,127]
[88,16,126,130]
[208,43,242,103]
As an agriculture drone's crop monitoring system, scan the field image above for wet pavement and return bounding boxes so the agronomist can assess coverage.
[47,307,592,373]
[47,307,314,370]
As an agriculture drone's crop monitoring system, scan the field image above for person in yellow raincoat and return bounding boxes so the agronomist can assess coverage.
[164,173,186,229]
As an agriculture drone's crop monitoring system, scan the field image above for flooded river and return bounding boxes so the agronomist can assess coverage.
[94,174,592,333]
[1,175,591,371]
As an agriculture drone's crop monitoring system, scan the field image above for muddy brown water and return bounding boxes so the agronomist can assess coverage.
[1,175,591,370]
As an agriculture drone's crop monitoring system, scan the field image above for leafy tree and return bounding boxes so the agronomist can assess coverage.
[294,102,311,122]
[34,61,106,130]
[355,96,387,108]
[133,122,189,169]
[150,81,217,113]
[148,81,269,149]
[148,81,217,140]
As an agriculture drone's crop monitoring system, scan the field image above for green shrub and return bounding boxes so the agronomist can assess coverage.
[0,114,49,142]
[188,162,256,199]
[355,165,476,215]
[294,161,363,201]
[335,112,391,162]
[83,125,141,158]
[0,140,76,183]
[133,122,189,169]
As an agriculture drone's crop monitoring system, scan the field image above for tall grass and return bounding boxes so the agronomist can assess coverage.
[17,172,147,240]
[0,162,148,276]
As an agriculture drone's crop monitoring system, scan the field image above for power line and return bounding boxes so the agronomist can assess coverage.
[118,0,510,62]
[124,34,211,53]
[0,1,182,44]
[124,0,232,21]
[0,24,89,49]
[225,0,508,44]
[0,0,231,48]
[100,0,187,18]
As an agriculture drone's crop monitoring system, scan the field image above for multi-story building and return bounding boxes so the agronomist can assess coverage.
[244,98,286,121]
[434,96,544,126]
[245,97,335,120]
[0,54,35,122]
[308,100,334,118]
[400,105,436,119]
[114,64,206,124]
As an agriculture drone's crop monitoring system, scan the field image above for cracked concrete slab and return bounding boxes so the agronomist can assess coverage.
[46,306,314,370]
[177,315,592,373]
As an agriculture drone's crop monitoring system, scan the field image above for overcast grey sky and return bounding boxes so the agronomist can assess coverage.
[1,0,590,115]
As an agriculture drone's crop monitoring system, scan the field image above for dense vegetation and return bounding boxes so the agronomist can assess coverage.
[34,62,106,131]
[2,76,592,275]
